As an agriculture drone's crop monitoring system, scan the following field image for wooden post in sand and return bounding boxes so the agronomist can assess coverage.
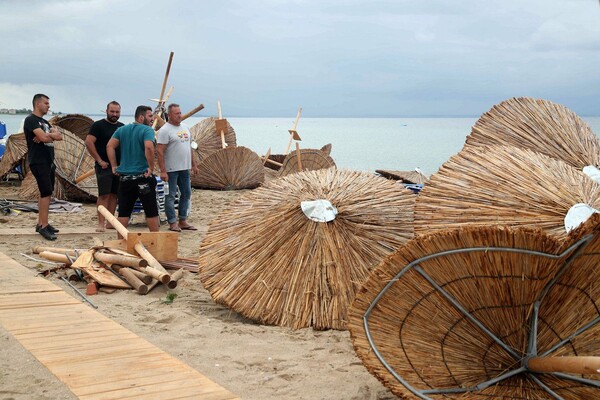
[215,101,229,149]
[284,107,302,155]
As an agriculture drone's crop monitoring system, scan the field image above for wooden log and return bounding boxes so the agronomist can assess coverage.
[98,205,129,239]
[528,356,600,375]
[111,265,148,295]
[39,251,71,265]
[146,278,160,293]
[182,103,205,121]
[75,167,95,183]
[33,246,85,255]
[295,142,303,171]
[94,252,148,269]
[134,242,171,284]
[126,268,153,285]
[166,268,184,289]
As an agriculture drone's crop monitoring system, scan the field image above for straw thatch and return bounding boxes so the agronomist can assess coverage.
[198,168,416,330]
[0,133,28,178]
[189,117,237,162]
[414,145,600,241]
[265,145,334,172]
[465,97,600,169]
[375,169,429,184]
[278,149,336,177]
[192,146,264,190]
[349,223,600,399]
[320,143,332,156]
[19,171,63,200]
[48,114,94,141]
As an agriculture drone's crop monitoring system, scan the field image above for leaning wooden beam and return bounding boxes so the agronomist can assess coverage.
[134,242,171,284]
[182,103,205,121]
[98,205,129,239]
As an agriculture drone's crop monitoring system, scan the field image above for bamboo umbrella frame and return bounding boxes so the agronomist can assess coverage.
[198,168,416,330]
[414,145,600,241]
[48,114,94,141]
[0,133,28,178]
[349,220,600,399]
[193,146,265,190]
[465,97,600,169]
[278,149,336,177]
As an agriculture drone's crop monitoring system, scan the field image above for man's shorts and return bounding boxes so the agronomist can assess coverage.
[30,163,56,198]
[117,175,159,218]
[95,164,119,196]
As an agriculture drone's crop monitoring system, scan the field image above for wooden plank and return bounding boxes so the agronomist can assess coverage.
[0,227,111,236]
[0,252,239,400]
[127,231,179,261]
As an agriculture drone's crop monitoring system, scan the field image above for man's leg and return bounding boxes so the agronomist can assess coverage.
[96,194,111,231]
[38,195,50,227]
[106,193,118,227]
[165,171,179,230]
[146,216,160,231]
[177,170,194,229]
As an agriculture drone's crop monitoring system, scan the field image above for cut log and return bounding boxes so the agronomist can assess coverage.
[94,252,148,269]
[166,268,184,289]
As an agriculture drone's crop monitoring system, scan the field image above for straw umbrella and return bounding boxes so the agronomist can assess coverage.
[198,168,416,330]
[465,97,600,169]
[414,145,600,241]
[193,146,265,190]
[349,221,600,399]
[48,114,94,141]
[376,169,429,184]
[278,148,336,177]
[265,145,334,172]
[189,117,237,162]
[0,133,28,178]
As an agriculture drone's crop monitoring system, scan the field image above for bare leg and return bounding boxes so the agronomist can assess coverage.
[116,216,130,239]
[146,216,160,232]
[106,194,118,229]
[96,194,111,231]
[38,195,51,227]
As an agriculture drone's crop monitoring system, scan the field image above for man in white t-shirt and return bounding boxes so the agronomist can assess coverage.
[157,103,199,231]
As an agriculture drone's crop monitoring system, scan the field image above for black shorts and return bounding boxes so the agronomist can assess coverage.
[95,164,119,196]
[30,163,56,198]
[117,175,159,218]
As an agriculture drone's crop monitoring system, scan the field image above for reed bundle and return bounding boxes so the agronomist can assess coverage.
[349,223,600,399]
[198,168,416,330]
[414,145,600,240]
[375,169,429,184]
[192,146,264,190]
[49,114,93,141]
[189,117,237,161]
[465,97,600,169]
[0,133,28,178]
[278,149,336,177]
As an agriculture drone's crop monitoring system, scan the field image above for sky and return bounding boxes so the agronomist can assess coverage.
[1,0,599,117]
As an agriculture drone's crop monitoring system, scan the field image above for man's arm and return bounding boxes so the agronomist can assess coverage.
[85,135,108,168]
[144,140,155,178]
[191,147,199,175]
[32,127,62,143]
[156,143,168,182]
[107,137,120,175]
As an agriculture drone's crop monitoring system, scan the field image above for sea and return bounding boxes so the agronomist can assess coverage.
[2,114,599,177]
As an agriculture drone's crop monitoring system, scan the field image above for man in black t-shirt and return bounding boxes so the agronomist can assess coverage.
[85,101,124,232]
[23,93,63,241]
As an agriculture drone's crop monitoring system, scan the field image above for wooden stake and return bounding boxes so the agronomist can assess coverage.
[158,52,174,109]
[295,142,303,172]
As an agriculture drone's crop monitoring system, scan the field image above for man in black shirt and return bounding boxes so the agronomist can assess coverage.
[85,101,124,232]
[23,94,63,241]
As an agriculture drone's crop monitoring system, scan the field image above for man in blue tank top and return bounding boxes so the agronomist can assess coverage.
[107,105,159,233]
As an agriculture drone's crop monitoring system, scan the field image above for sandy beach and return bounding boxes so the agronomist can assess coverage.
[0,183,393,400]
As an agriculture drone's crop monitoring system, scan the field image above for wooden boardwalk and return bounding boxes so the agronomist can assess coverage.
[0,252,239,400]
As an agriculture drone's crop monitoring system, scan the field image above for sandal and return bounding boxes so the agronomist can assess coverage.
[179,225,198,231]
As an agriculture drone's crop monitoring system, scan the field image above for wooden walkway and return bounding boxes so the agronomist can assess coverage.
[0,252,239,400]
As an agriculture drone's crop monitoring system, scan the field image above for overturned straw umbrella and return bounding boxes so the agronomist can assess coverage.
[465,97,600,169]
[349,220,600,399]
[193,146,264,190]
[49,114,94,141]
[375,169,429,184]
[198,168,416,330]
[189,117,237,162]
[0,133,28,178]
[265,144,334,172]
[278,148,336,177]
[414,145,600,241]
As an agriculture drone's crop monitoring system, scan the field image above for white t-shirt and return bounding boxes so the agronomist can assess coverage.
[157,122,192,172]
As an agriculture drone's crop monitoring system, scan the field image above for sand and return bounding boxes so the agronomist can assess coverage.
[0,183,393,400]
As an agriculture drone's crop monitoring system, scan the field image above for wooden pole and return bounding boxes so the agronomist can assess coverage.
[295,142,303,171]
[39,251,71,264]
[98,205,129,239]
[158,52,174,108]
[182,103,205,121]
[94,252,148,269]
[33,246,82,255]
[284,107,302,155]
[134,242,171,284]
[528,356,600,375]
[75,168,95,184]
[111,265,148,294]
[217,100,227,148]
[166,268,184,289]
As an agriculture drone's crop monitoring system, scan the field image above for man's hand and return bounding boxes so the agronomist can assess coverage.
[144,167,153,178]
[192,165,199,175]
[160,171,168,182]
[111,166,119,176]
[99,160,109,169]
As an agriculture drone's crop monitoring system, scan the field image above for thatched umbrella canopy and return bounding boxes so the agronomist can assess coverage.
[278,149,336,177]
[375,169,429,184]
[0,133,28,178]
[198,168,416,330]
[48,114,94,141]
[192,146,264,190]
[18,127,97,202]
[349,221,600,399]
[414,145,600,241]
[320,143,332,156]
[465,97,600,169]
[265,144,334,172]
[189,117,237,162]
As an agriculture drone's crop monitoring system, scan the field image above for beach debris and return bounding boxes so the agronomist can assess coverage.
[0,133,27,180]
[198,168,416,330]
[375,168,428,184]
[48,114,93,141]
[277,148,335,177]
[349,219,600,399]
[61,276,98,308]
[414,145,600,241]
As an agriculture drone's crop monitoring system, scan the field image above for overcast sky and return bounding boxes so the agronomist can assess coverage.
[1,0,599,117]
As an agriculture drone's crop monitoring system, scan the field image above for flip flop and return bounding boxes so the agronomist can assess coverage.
[169,227,182,232]
[179,225,198,231]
